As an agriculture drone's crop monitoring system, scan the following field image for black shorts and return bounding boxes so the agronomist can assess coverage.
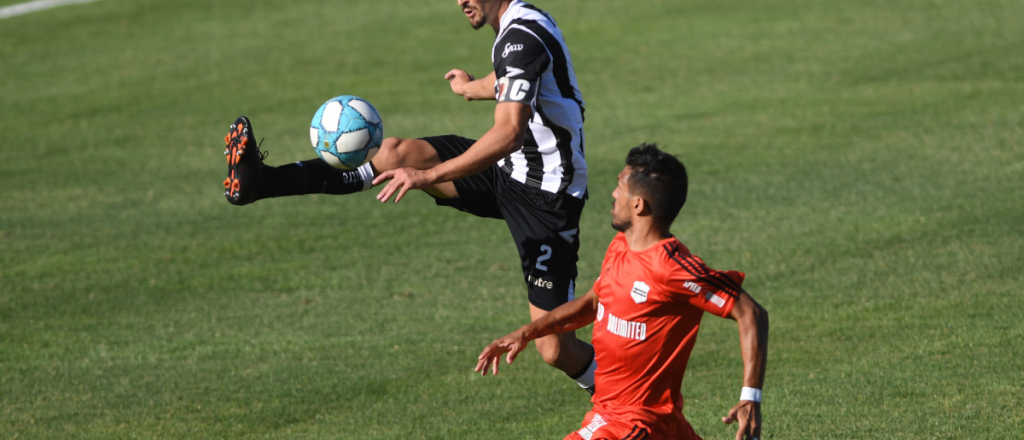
[422,135,586,312]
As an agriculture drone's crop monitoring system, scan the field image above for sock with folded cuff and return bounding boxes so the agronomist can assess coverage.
[568,343,598,395]
[258,159,375,199]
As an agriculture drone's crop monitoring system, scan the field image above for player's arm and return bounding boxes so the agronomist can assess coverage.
[446,70,497,101]
[722,291,770,440]
[374,29,546,203]
[419,100,528,183]
[475,288,599,376]
[373,100,530,203]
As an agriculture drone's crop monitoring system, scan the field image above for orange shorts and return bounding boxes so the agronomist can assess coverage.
[563,410,702,440]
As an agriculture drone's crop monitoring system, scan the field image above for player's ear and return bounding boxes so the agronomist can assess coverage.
[633,195,649,216]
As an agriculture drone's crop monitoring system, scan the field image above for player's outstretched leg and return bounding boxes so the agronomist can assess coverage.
[220,127,456,204]
[221,115,373,205]
[370,137,457,199]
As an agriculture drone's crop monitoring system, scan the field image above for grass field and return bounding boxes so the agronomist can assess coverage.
[1,0,1022,438]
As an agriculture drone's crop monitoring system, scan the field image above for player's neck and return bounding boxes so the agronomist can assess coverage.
[624,221,672,251]
[488,0,514,33]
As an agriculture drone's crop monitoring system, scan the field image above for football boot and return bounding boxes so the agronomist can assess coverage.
[222,116,266,205]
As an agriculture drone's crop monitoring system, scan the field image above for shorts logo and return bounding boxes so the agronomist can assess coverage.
[559,228,578,244]
[578,414,608,440]
[528,275,553,289]
[630,281,650,304]
[502,43,524,57]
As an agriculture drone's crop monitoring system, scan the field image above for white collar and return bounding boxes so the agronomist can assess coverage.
[498,0,525,35]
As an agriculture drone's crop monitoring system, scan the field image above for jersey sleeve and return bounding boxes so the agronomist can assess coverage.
[493,27,550,105]
[663,254,745,318]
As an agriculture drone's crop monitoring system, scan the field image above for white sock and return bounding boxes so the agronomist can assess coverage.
[356,162,375,191]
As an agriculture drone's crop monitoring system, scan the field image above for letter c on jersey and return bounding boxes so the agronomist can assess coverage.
[509,79,530,101]
[497,77,531,102]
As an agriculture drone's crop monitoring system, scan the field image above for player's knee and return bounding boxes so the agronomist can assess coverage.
[533,337,564,367]
[373,137,437,171]
[372,137,407,170]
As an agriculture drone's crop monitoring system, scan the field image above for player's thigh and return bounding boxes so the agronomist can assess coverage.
[419,135,505,216]
[371,137,442,171]
[423,181,457,199]
[371,137,457,198]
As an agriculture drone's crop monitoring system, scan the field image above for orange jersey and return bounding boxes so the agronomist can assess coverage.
[586,233,745,438]
[564,409,702,440]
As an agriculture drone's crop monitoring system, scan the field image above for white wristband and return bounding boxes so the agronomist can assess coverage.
[740,387,762,403]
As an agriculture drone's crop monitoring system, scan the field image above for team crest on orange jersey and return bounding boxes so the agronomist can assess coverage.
[630,281,650,304]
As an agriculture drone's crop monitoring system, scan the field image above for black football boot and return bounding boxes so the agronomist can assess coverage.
[222,116,267,205]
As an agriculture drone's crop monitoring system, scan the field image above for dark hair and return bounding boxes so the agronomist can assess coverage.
[625,143,688,227]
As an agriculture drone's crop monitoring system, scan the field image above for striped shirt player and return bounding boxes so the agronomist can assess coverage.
[219,0,600,394]
[409,0,591,318]
[491,0,587,197]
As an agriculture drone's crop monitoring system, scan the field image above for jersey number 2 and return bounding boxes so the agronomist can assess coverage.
[536,245,552,271]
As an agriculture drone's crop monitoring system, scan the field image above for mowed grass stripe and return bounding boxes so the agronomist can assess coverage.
[0,0,103,19]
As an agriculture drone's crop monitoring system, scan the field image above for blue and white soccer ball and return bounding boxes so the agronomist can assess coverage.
[310,95,384,170]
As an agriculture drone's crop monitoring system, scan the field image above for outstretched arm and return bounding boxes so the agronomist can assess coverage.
[722,291,770,440]
[475,288,599,376]
[373,100,531,203]
[446,70,497,101]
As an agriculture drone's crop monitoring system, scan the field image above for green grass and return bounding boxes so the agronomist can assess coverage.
[1,0,1022,438]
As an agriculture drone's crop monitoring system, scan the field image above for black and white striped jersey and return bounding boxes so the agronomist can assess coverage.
[492,0,587,199]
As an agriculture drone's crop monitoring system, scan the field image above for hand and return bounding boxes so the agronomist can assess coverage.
[722,400,762,440]
[474,331,529,376]
[372,167,435,204]
[445,69,476,100]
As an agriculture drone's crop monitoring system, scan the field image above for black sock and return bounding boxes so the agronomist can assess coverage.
[568,343,597,395]
[257,159,375,199]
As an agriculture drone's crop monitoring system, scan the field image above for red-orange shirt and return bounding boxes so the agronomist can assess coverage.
[590,233,745,436]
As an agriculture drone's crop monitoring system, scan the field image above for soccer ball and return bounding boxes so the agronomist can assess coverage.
[310,95,384,170]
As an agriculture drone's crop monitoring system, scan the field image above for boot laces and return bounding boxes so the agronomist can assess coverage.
[256,138,269,161]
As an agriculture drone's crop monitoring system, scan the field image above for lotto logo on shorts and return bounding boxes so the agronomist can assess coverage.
[578,414,608,440]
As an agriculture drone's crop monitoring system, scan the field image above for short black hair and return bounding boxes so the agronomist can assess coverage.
[625,143,688,227]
